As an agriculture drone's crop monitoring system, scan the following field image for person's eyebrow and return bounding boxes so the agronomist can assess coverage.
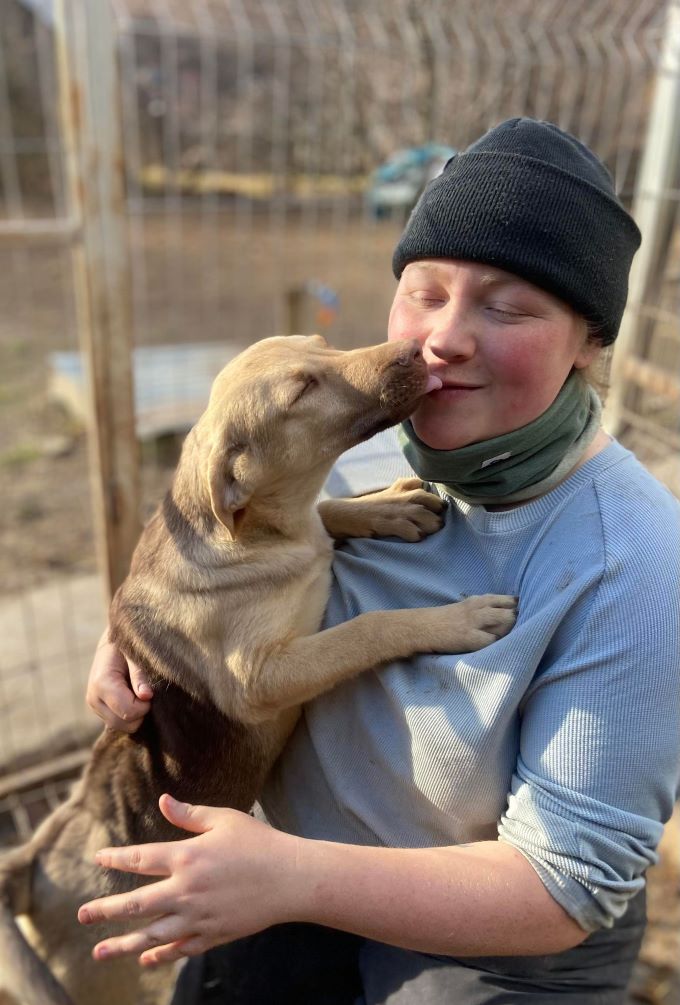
[478,272,520,288]
[408,266,521,287]
[405,262,443,275]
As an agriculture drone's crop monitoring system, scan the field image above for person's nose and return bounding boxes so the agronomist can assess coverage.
[421,304,477,365]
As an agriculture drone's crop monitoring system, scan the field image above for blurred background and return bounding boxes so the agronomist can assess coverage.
[0,1,678,1000]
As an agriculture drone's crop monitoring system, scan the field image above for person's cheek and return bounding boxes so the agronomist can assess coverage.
[477,339,540,415]
[488,335,570,421]
[486,334,550,387]
[387,299,424,345]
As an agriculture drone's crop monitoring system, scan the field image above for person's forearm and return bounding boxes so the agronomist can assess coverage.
[292,837,587,957]
[79,800,589,966]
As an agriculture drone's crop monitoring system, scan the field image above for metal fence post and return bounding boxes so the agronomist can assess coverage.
[53,0,140,602]
[603,0,680,437]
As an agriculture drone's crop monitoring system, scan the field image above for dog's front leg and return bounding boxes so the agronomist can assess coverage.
[318,477,445,542]
[243,595,517,721]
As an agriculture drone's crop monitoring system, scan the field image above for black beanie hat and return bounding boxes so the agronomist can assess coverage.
[392,118,641,345]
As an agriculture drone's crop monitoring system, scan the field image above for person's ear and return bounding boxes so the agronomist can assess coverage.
[574,341,602,370]
[573,318,603,370]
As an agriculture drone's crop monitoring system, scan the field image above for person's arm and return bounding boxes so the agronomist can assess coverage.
[86,631,153,733]
[78,793,586,967]
[496,534,680,932]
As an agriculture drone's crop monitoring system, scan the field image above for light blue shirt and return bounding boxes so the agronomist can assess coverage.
[262,431,680,932]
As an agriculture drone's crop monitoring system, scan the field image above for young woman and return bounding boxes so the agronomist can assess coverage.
[80,119,680,1004]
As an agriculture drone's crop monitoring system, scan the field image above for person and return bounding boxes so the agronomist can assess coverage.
[79,118,680,1004]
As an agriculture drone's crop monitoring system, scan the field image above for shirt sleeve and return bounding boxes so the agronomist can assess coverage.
[498,488,680,932]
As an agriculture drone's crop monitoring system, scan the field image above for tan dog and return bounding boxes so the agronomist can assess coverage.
[0,335,516,1005]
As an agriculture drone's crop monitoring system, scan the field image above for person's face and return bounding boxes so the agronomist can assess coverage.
[387,259,601,450]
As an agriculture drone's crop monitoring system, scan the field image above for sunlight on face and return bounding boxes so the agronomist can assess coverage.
[388,260,600,450]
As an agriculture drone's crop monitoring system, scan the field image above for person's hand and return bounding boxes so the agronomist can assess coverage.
[86,628,154,732]
[78,794,303,966]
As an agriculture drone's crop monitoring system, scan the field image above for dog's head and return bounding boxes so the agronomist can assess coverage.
[200,334,431,537]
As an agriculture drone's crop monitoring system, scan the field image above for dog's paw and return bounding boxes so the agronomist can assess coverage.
[368,477,446,541]
[424,594,517,654]
[319,478,445,542]
[454,594,518,650]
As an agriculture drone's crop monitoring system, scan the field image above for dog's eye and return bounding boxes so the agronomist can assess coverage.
[290,375,318,404]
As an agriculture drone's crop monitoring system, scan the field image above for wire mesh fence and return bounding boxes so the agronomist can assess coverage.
[111,0,671,342]
[0,0,678,805]
[1,1,105,784]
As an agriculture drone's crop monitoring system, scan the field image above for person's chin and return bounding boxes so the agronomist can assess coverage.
[411,417,479,451]
[409,399,485,450]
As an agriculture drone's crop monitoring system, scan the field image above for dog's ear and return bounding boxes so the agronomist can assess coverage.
[207,442,258,539]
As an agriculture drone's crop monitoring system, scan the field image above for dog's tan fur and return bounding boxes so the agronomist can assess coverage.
[0,335,515,1005]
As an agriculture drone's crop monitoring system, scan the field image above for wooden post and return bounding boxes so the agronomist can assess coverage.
[54,0,141,602]
[285,286,306,336]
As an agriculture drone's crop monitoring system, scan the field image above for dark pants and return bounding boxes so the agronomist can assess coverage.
[170,890,645,1005]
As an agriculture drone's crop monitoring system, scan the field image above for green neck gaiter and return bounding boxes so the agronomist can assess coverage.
[398,372,602,506]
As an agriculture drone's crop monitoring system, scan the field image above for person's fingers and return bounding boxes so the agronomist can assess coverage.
[158,794,223,835]
[90,687,150,732]
[79,883,173,932]
[86,653,150,730]
[86,636,150,726]
[140,937,204,967]
[98,660,151,721]
[86,631,151,727]
[95,626,112,650]
[105,715,146,734]
[128,659,154,701]
[97,843,176,878]
[93,699,144,734]
[91,917,189,962]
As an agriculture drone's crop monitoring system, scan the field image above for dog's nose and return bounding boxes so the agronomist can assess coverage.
[395,340,423,366]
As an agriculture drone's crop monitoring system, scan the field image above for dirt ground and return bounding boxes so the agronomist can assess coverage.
[0,211,678,1002]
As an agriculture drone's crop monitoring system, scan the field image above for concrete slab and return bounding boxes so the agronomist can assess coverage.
[48,343,238,439]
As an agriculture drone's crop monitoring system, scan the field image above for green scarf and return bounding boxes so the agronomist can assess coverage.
[398,372,602,506]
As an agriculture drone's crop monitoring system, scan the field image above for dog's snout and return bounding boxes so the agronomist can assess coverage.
[395,340,423,366]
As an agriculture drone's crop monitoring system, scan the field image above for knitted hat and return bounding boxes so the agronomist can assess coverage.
[392,118,641,345]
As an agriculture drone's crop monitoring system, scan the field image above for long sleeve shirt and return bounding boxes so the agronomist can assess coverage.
[261,432,680,932]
